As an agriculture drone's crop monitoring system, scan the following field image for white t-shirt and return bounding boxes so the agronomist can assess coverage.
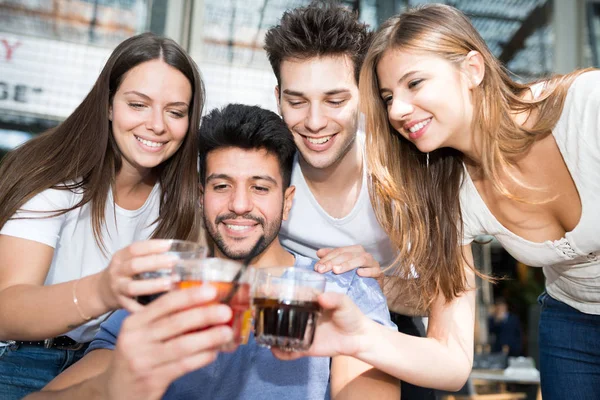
[280,139,396,270]
[461,71,600,315]
[0,183,161,342]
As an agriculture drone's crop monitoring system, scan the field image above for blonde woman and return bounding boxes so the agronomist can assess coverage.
[275,5,599,400]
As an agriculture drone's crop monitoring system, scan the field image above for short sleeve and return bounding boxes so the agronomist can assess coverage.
[560,70,600,154]
[346,273,397,329]
[85,309,129,354]
[0,188,75,248]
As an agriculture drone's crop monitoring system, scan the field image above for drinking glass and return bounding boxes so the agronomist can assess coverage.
[135,240,207,305]
[252,267,326,352]
[174,258,252,351]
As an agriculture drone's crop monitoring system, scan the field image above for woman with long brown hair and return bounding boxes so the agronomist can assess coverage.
[274,4,600,399]
[0,32,204,398]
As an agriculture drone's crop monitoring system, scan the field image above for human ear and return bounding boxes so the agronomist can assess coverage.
[274,86,282,115]
[282,185,295,221]
[463,51,485,88]
[199,184,204,209]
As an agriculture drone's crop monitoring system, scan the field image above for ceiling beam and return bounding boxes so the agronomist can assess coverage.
[498,0,553,64]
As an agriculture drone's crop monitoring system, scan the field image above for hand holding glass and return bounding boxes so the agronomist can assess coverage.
[253,267,326,352]
[135,240,207,305]
[174,258,252,351]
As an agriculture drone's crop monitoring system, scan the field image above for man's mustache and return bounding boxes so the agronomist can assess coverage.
[215,213,264,225]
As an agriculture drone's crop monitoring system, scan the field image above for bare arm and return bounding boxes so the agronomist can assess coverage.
[330,356,400,399]
[274,244,476,391]
[24,375,107,400]
[0,236,108,340]
[25,286,233,400]
[354,245,476,390]
[0,236,176,340]
[44,349,113,391]
[382,276,428,316]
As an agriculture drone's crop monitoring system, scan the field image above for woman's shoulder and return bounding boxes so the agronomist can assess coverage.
[556,70,600,145]
[567,69,600,99]
[25,182,83,211]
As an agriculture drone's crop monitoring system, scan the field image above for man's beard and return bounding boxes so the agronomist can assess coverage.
[203,211,282,260]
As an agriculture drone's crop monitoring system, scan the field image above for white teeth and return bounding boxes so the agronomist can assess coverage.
[226,224,251,232]
[136,136,164,148]
[307,136,332,144]
[409,118,431,133]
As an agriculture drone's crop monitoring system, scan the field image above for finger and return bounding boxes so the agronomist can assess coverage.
[128,285,218,326]
[160,325,233,363]
[324,253,361,274]
[271,348,307,361]
[124,277,173,297]
[314,262,333,273]
[318,253,363,274]
[150,303,232,342]
[356,266,383,278]
[332,257,377,275]
[317,292,348,310]
[152,347,221,388]
[127,253,180,276]
[316,248,334,258]
[317,245,363,263]
[125,239,174,258]
[121,295,145,313]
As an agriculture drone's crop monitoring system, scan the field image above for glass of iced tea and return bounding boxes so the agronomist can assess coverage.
[252,267,326,352]
[174,258,252,351]
[135,240,207,305]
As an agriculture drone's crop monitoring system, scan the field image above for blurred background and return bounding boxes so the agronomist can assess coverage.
[1,1,598,397]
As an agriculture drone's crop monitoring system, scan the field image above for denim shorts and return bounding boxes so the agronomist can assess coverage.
[0,342,88,400]
[538,292,600,400]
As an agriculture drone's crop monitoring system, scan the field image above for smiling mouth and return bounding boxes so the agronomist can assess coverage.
[135,135,165,148]
[305,135,334,145]
[225,224,254,232]
[407,118,432,134]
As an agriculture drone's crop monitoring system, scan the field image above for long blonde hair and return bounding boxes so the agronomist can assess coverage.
[361,4,591,310]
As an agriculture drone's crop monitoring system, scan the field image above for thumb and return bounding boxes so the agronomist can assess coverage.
[317,292,348,310]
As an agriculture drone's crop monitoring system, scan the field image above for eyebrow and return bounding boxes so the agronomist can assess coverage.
[379,71,420,93]
[123,90,189,107]
[282,88,351,97]
[206,173,279,186]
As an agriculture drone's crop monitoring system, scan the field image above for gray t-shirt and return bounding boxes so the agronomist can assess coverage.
[87,253,396,399]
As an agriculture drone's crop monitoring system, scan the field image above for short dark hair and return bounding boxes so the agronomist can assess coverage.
[198,104,296,189]
[264,1,371,87]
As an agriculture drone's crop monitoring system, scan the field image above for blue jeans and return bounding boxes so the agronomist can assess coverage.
[538,292,600,400]
[0,343,88,400]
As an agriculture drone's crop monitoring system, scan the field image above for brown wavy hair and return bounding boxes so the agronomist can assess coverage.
[360,4,591,310]
[0,32,205,248]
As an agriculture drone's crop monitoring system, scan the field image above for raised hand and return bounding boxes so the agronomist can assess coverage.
[271,292,370,361]
[102,285,234,400]
[97,239,179,312]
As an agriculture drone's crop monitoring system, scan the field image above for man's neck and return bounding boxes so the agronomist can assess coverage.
[215,238,295,268]
[299,139,363,218]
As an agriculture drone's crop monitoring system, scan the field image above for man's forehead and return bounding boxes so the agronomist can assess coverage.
[205,147,282,182]
[279,55,357,91]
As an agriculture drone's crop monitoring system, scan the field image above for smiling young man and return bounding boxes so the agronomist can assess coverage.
[25,104,398,400]
[264,4,435,399]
